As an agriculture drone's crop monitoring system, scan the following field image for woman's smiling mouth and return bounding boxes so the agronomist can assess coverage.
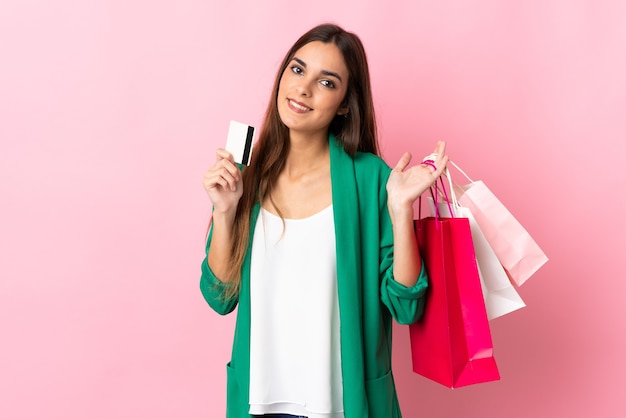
[288,99,312,113]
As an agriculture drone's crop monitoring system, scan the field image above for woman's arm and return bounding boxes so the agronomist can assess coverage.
[386,141,448,286]
[202,148,243,283]
[387,203,422,287]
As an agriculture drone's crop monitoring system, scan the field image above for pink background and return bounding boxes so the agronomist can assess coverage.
[1,1,625,417]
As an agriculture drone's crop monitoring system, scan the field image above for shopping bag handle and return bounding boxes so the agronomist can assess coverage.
[419,175,454,220]
[442,167,461,212]
[448,160,475,183]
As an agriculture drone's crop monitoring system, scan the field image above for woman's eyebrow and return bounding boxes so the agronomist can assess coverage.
[292,57,343,83]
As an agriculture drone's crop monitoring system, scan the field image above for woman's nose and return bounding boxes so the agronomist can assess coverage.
[296,78,312,96]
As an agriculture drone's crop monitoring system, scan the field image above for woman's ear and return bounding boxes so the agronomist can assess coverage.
[336,106,349,116]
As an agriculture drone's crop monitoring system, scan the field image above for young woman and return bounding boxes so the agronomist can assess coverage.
[200,23,448,418]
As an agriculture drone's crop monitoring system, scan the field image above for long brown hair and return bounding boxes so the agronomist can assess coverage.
[220,23,379,300]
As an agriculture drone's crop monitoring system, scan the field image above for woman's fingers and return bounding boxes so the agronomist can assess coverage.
[204,170,234,192]
[215,147,235,163]
[422,140,448,176]
[204,165,240,192]
[435,141,449,177]
[204,149,241,193]
[215,149,240,181]
[393,152,412,172]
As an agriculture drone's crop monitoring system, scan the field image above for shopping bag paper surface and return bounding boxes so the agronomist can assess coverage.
[453,168,548,286]
[410,215,500,388]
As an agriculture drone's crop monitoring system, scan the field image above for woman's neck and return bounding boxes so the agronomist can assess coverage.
[284,130,330,177]
[264,129,332,218]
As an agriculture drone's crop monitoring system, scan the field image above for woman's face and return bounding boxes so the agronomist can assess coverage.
[277,41,349,137]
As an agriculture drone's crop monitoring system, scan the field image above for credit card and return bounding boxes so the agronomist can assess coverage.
[225,120,254,165]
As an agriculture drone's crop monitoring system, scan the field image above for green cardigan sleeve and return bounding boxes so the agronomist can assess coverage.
[380,265,428,325]
[199,225,239,315]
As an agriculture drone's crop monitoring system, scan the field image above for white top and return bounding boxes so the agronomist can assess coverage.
[249,206,344,418]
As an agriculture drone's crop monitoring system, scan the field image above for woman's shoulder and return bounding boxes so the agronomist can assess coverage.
[353,151,391,173]
[329,134,390,176]
[352,151,392,191]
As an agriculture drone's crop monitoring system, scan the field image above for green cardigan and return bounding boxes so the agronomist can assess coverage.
[200,134,428,418]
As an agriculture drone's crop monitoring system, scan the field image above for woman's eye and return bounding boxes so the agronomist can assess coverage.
[290,65,303,75]
[320,79,335,89]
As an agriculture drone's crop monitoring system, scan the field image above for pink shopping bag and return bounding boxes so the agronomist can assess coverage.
[450,161,548,286]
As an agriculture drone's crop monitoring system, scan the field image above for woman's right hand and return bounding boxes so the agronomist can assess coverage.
[202,148,244,214]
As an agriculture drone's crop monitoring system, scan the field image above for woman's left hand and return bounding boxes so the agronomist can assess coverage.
[386,140,449,218]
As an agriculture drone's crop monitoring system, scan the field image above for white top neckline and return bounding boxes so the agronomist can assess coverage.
[260,204,333,222]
